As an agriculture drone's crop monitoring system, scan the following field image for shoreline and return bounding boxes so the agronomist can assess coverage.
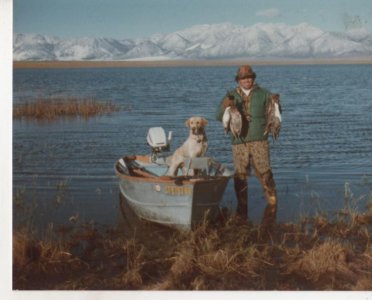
[13,210,372,290]
[13,58,372,69]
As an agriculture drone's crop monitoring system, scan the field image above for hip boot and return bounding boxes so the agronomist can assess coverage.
[258,170,278,231]
[234,177,248,220]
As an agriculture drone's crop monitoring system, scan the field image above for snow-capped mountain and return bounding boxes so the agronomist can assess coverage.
[13,23,372,61]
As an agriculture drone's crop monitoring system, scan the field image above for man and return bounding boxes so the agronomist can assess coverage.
[216,65,280,226]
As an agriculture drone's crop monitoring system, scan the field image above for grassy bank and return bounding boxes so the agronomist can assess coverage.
[13,97,120,120]
[13,207,372,290]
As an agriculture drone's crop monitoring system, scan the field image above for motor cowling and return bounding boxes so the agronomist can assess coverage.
[147,127,172,154]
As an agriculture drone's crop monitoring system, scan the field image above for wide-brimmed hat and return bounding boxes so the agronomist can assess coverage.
[235,65,256,81]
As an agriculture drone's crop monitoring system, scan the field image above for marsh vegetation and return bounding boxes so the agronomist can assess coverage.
[13,195,372,290]
[13,97,120,120]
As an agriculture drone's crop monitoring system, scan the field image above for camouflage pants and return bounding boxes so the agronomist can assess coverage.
[232,140,271,180]
[232,140,278,224]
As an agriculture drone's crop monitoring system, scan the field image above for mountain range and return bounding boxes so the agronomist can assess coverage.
[13,22,372,61]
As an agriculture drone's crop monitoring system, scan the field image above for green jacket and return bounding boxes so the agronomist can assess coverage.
[216,84,271,144]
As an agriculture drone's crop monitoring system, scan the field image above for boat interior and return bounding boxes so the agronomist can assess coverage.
[116,155,231,179]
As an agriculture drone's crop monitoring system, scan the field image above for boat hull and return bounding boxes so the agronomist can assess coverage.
[118,176,229,230]
[115,156,231,230]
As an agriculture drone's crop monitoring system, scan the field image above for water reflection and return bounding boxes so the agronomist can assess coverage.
[118,194,177,241]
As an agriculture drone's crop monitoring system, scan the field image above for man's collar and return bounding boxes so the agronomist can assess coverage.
[236,84,258,96]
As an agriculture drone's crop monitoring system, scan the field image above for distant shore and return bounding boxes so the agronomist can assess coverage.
[13,58,372,69]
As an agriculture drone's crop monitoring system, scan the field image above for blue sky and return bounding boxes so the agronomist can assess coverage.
[14,0,372,39]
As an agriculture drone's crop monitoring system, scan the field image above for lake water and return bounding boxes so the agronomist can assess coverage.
[13,64,372,231]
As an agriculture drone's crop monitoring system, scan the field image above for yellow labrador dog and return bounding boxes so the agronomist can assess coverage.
[166,116,208,176]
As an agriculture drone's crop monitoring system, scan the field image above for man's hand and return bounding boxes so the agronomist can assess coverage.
[222,95,234,108]
[271,93,282,113]
[271,93,280,103]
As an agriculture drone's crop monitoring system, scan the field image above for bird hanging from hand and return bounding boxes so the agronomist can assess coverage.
[222,96,243,138]
[264,93,282,140]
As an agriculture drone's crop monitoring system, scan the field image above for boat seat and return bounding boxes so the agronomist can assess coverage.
[132,160,168,176]
[183,157,210,176]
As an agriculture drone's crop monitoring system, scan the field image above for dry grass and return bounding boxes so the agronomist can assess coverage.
[13,97,120,120]
[13,206,372,290]
[286,240,356,288]
[13,229,89,289]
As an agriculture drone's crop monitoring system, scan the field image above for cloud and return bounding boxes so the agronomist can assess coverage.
[256,8,281,18]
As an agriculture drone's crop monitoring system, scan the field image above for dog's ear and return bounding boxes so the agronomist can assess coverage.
[202,118,208,126]
[185,118,191,127]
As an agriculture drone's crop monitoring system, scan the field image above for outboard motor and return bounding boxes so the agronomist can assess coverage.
[146,127,172,163]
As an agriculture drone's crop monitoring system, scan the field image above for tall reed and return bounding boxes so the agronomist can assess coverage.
[13,97,120,120]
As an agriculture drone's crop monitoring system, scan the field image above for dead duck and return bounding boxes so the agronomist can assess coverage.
[264,93,282,140]
[222,105,243,138]
[222,106,231,133]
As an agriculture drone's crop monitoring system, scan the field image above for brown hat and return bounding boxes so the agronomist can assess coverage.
[235,65,256,81]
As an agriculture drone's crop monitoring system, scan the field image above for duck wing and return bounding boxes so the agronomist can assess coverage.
[229,107,243,138]
[222,106,231,134]
[265,94,282,140]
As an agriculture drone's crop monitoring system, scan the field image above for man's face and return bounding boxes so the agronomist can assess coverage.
[239,77,254,90]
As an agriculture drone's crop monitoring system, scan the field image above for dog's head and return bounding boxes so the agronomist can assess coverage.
[185,116,208,135]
